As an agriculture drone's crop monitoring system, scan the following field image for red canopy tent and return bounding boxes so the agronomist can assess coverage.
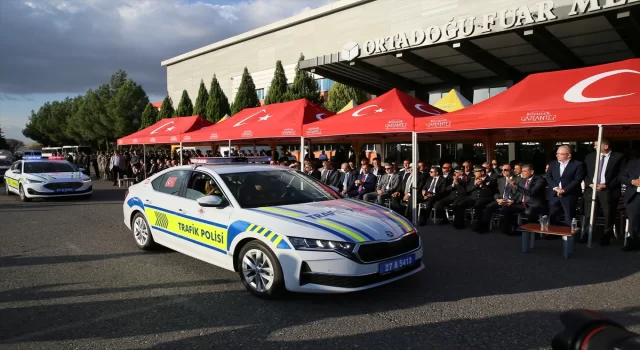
[303,88,445,138]
[183,99,334,142]
[414,58,640,133]
[116,115,212,145]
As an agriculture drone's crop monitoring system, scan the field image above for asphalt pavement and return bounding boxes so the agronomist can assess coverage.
[1,179,639,349]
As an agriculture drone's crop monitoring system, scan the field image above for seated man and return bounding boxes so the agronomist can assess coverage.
[417,167,447,226]
[479,163,518,234]
[501,164,547,235]
[452,166,497,230]
[434,166,469,225]
[347,164,377,199]
[339,162,357,195]
[364,163,400,205]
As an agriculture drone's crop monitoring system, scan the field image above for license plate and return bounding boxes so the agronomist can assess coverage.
[54,188,74,192]
[379,253,415,274]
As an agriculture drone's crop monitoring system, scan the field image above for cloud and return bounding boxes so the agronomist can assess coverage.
[0,0,323,97]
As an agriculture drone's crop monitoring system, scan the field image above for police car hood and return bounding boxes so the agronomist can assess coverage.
[243,198,414,243]
[25,172,87,181]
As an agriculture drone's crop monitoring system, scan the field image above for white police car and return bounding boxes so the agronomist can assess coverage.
[4,157,92,201]
[123,163,423,298]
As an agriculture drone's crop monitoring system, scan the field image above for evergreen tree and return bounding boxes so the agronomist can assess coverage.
[176,90,194,117]
[325,82,368,113]
[158,95,175,120]
[193,79,209,116]
[140,103,158,130]
[287,53,321,104]
[264,60,289,105]
[205,74,231,123]
[231,67,260,115]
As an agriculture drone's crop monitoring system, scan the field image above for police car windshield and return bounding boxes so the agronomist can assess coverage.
[219,170,339,208]
[23,162,78,174]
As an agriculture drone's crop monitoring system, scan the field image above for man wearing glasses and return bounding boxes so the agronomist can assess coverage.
[479,163,518,234]
[546,145,585,227]
[441,163,453,182]
[417,167,447,226]
[364,163,400,205]
[452,166,498,230]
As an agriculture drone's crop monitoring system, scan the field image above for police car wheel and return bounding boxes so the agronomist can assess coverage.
[4,183,12,196]
[132,213,156,250]
[238,241,285,298]
[19,185,30,202]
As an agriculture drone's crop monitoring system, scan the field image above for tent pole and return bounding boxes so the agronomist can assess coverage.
[228,140,231,155]
[381,139,386,164]
[300,137,305,171]
[143,144,147,179]
[179,142,183,165]
[411,132,418,225]
[587,125,604,248]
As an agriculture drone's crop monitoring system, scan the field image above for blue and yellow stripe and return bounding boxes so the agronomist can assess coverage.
[344,198,414,232]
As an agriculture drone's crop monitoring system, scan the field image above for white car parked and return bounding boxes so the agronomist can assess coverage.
[4,157,92,201]
[122,164,423,298]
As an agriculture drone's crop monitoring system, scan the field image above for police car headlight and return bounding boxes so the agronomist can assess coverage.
[24,179,44,184]
[289,237,354,256]
[82,177,91,182]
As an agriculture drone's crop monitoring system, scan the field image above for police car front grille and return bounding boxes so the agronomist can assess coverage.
[43,182,83,190]
[355,233,420,263]
[299,259,421,288]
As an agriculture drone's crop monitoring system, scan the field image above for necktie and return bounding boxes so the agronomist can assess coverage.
[597,155,605,184]
[428,178,436,193]
[523,179,530,208]
[359,174,366,191]
[503,180,511,200]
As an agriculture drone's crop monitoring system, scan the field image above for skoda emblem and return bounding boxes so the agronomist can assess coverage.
[386,231,394,238]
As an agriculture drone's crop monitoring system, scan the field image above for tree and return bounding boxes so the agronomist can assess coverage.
[140,103,158,130]
[205,74,231,123]
[0,126,8,150]
[231,67,260,115]
[264,60,289,105]
[324,82,368,113]
[287,53,321,104]
[5,139,25,154]
[158,95,175,120]
[109,79,149,137]
[193,80,209,116]
[175,89,194,117]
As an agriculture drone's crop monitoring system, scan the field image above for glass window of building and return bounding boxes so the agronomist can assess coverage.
[473,86,507,104]
[316,78,334,92]
[428,91,447,105]
[256,88,265,100]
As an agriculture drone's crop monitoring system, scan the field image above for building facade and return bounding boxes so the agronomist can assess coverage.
[162,0,639,108]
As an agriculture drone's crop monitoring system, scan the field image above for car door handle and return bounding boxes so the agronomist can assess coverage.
[144,199,152,204]
[178,209,185,213]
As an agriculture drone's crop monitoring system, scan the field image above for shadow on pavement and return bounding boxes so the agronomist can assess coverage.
[0,251,156,268]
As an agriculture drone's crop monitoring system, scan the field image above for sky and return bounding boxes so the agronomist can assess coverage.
[0,0,331,143]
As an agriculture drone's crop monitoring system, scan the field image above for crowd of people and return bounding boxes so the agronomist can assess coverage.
[301,139,640,252]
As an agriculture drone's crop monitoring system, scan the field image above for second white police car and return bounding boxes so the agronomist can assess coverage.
[4,156,92,201]
[123,162,423,298]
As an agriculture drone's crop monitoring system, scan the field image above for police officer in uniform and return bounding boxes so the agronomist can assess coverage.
[452,165,498,230]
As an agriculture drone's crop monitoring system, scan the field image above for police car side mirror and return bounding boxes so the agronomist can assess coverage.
[197,195,227,208]
[13,169,21,174]
[78,168,85,172]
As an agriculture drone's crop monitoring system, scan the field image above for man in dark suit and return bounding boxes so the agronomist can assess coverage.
[364,164,401,205]
[582,139,626,245]
[452,166,498,230]
[398,165,428,219]
[546,145,585,226]
[320,161,341,189]
[434,166,469,225]
[417,167,448,226]
[392,164,413,212]
[483,162,500,179]
[347,164,376,199]
[501,164,547,235]
[440,163,453,182]
[339,162,357,195]
[618,158,640,251]
[479,163,518,234]
[305,163,321,180]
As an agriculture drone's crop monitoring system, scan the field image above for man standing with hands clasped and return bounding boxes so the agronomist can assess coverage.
[582,139,626,246]
[619,158,640,251]
[546,145,585,227]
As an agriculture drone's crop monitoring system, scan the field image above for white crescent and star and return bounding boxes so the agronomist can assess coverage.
[316,113,327,120]
[352,105,384,117]
[258,114,271,121]
[233,109,268,127]
[149,121,175,134]
[414,104,440,115]
[564,69,640,103]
